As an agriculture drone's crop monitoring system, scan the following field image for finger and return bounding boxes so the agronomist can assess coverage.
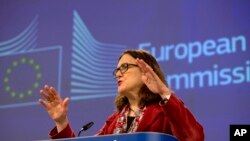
[40,88,56,103]
[136,59,163,86]
[44,85,58,102]
[136,58,146,68]
[137,59,153,74]
[44,85,53,98]
[138,59,164,85]
[38,99,50,110]
[40,89,51,101]
[136,59,155,79]
[136,59,147,72]
[146,65,159,79]
[136,59,152,80]
[142,75,148,84]
[51,87,64,102]
[44,85,50,92]
[49,86,60,100]
[63,97,70,110]
[139,59,159,78]
[49,86,57,96]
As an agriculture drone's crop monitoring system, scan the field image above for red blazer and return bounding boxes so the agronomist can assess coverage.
[49,94,204,141]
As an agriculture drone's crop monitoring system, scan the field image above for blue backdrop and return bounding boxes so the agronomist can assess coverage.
[0,1,249,141]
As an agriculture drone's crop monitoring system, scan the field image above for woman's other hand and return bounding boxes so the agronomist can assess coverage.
[39,85,69,132]
[136,59,171,98]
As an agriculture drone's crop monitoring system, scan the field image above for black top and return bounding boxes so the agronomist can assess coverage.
[126,116,135,131]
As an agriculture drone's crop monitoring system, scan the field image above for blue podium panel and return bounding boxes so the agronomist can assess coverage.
[54,132,178,141]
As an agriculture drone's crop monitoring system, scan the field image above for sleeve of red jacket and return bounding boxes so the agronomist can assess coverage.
[49,124,76,139]
[48,112,118,138]
[161,94,205,141]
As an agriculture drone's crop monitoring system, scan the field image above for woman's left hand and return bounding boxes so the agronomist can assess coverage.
[136,58,171,98]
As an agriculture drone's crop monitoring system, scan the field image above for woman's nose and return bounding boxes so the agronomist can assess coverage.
[115,70,122,78]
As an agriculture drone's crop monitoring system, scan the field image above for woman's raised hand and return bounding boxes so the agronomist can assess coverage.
[39,85,69,132]
[136,58,171,98]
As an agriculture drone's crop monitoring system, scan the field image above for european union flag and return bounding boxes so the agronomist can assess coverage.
[0,46,62,109]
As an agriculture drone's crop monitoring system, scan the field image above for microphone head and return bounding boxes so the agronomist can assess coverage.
[82,121,94,131]
[78,121,94,137]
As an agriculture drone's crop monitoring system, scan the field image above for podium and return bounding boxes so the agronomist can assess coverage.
[53,132,178,141]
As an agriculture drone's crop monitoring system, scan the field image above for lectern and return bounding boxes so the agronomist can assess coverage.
[52,132,178,141]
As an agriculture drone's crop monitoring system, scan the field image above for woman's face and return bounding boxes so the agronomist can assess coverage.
[116,54,144,95]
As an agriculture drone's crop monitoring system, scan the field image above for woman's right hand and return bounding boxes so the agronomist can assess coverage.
[39,85,70,132]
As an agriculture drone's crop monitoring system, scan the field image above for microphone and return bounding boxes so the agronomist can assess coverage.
[77,121,94,137]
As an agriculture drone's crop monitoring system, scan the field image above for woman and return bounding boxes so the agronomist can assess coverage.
[39,49,204,141]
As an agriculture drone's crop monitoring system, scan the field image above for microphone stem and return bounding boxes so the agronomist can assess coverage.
[78,129,83,137]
